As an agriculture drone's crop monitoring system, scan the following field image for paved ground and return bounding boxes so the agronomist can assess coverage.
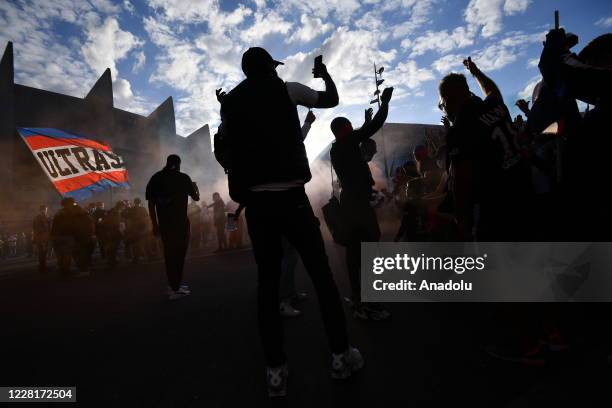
[1,241,611,407]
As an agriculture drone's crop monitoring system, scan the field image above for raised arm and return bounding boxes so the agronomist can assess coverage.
[353,87,394,142]
[464,57,503,101]
[515,99,531,116]
[312,62,339,108]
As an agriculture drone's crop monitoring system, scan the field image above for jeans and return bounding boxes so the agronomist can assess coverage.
[279,238,300,301]
[245,187,349,367]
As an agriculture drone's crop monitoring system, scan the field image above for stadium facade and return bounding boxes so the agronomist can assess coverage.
[0,42,222,222]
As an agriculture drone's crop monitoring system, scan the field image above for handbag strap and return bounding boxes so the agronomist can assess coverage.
[329,151,335,198]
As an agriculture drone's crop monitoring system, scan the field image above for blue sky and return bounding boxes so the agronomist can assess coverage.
[1,0,611,159]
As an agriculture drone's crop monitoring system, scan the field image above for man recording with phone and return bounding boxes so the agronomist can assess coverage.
[217,48,361,398]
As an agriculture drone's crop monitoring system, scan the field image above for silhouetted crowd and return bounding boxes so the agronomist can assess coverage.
[10,191,245,278]
[207,24,612,396]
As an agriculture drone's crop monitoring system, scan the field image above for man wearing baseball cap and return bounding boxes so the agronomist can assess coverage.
[218,47,361,397]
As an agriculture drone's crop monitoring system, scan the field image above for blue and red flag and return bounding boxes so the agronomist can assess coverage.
[18,128,129,201]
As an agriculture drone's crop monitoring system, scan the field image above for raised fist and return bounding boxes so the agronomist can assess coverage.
[544,28,567,51]
[463,57,479,76]
[515,99,530,114]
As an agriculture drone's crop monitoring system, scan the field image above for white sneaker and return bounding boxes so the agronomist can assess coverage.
[279,301,301,318]
[167,286,191,296]
[168,288,190,301]
[266,364,288,398]
[331,347,364,379]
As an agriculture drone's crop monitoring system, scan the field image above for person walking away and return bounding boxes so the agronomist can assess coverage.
[146,154,200,300]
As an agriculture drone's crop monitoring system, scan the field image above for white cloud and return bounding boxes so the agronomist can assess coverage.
[132,51,146,73]
[465,0,504,38]
[144,14,232,134]
[0,1,97,97]
[113,77,133,100]
[123,0,135,14]
[150,43,205,92]
[278,27,397,105]
[143,15,176,47]
[354,11,384,31]
[113,77,156,115]
[503,0,530,15]
[470,31,544,72]
[404,26,475,56]
[431,54,464,73]
[276,0,361,24]
[465,0,531,38]
[240,11,293,43]
[251,0,267,8]
[89,0,121,14]
[81,17,143,80]
[596,17,612,28]
[287,14,332,44]
[390,0,438,38]
[518,76,541,100]
[386,60,435,89]
[147,0,217,22]
[471,43,518,71]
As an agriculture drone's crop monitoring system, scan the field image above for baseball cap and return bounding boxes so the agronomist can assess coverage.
[242,47,284,78]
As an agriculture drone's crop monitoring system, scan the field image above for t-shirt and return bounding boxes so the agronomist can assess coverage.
[145,168,197,227]
[250,82,319,192]
[446,94,530,205]
[285,82,319,108]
